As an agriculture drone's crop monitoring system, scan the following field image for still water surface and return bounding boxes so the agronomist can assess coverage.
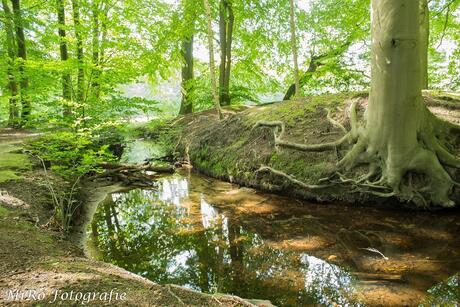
[85,141,460,306]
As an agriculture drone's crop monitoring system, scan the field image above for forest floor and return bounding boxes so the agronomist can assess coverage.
[0,130,267,306]
[142,91,460,208]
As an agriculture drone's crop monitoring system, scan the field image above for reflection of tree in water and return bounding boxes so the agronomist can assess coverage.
[89,180,360,306]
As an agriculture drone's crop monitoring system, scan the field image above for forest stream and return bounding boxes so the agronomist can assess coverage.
[79,140,460,306]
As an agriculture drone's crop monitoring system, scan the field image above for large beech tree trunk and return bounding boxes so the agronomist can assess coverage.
[57,0,73,116]
[11,0,30,123]
[1,0,19,126]
[340,0,455,206]
[256,0,458,208]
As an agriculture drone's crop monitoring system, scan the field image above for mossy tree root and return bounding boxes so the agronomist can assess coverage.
[254,102,459,208]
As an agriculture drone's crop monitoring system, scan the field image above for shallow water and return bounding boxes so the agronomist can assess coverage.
[84,140,460,306]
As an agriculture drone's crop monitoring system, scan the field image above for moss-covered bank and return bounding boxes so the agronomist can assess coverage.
[143,92,460,208]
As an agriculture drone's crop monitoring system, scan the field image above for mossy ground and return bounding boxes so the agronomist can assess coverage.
[0,129,257,306]
[144,91,460,207]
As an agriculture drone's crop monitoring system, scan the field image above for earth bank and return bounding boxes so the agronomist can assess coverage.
[141,92,460,208]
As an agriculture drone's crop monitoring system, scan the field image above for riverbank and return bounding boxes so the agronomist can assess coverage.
[0,130,266,306]
[142,92,460,208]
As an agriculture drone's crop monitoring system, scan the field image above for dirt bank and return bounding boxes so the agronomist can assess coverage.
[0,130,265,306]
[143,92,460,208]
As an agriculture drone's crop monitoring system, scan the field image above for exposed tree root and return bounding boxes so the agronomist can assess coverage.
[253,99,460,208]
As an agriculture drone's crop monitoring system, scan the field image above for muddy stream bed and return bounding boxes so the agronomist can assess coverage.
[78,141,460,306]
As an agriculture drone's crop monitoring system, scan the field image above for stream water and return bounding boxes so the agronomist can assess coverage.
[84,141,460,306]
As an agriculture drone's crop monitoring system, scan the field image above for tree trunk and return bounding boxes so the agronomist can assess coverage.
[342,0,455,207]
[91,0,103,100]
[218,0,233,106]
[179,0,195,115]
[288,0,300,99]
[419,0,429,89]
[283,57,318,101]
[11,0,30,123]
[203,0,223,119]
[1,0,19,126]
[179,36,194,115]
[57,0,73,116]
[71,0,85,110]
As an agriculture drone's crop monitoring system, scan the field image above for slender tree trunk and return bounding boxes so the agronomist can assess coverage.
[179,0,195,115]
[203,0,223,119]
[71,0,85,111]
[218,0,233,106]
[179,36,194,115]
[283,57,318,101]
[11,0,30,123]
[2,0,19,126]
[57,0,73,116]
[91,0,101,100]
[288,0,300,99]
[419,0,429,89]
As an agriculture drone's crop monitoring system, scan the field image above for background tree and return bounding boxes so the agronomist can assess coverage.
[179,0,195,115]
[11,0,30,123]
[288,0,300,99]
[218,0,234,106]
[204,0,223,119]
[57,0,72,116]
[1,0,19,126]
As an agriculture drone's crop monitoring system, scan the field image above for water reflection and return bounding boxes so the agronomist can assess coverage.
[88,175,360,306]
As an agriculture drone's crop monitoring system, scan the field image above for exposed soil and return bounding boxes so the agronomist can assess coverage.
[0,130,266,306]
[145,92,460,208]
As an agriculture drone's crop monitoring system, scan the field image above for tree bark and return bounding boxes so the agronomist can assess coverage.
[71,0,85,110]
[288,0,300,99]
[218,0,233,106]
[11,0,30,123]
[57,0,73,116]
[1,0,19,126]
[203,0,223,119]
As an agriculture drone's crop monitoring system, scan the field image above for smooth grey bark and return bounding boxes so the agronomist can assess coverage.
[2,0,19,126]
[203,0,223,119]
[11,0,30,123]
[57,0,73,116]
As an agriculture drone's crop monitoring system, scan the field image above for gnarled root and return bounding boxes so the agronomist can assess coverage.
[253,99,459,208]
